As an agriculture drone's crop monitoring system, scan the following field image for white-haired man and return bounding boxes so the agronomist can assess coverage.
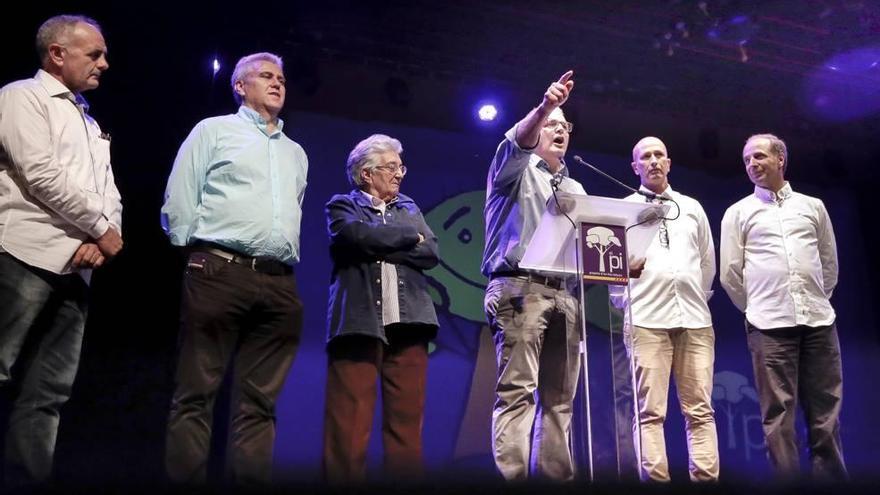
[481,70,586,481]
[720,133,846,480]
[161,52,308,484]
[0,14,122,486]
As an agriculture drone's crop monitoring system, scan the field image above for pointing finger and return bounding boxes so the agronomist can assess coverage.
[557,70,574,85]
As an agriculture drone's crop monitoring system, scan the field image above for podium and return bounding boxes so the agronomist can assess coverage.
[520,191,669,481]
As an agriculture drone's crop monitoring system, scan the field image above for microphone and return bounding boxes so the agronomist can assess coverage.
[571,155,663,201]
[636,205,665,225]
[549,173,562,190]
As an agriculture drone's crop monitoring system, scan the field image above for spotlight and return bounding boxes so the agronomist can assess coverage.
[478,104,498,121]
[212,58,221,76]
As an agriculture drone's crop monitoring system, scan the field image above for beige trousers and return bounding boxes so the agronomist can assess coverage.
[484,276,581,481]
[626,326,719,482]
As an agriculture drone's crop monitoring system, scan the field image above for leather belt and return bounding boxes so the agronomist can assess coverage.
[489,270,566,290]
[192,242,292,276]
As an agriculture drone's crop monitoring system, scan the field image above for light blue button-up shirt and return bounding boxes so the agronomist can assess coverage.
[481,125,586,277]
[161,106,308,264]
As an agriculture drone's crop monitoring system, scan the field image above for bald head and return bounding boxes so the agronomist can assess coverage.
[631,136,671,194]
[632,136,667,163]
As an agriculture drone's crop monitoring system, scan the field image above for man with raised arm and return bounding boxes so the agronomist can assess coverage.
[481,71,587,481]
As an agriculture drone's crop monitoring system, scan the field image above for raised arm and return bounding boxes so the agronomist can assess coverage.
[514,70,573,149]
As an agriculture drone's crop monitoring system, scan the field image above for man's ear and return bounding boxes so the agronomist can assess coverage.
[631,161,639,176]
[47,43,65,67]
[234,80,245,98]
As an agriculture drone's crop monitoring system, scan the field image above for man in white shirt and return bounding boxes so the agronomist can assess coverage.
[0,15,122,486]
[720,133,846,479]
[612,137,718,481]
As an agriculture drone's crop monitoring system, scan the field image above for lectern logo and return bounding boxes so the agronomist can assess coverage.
[580,223,628,285]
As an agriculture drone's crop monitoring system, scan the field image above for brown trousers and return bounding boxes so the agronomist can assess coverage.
[322,327,430,483]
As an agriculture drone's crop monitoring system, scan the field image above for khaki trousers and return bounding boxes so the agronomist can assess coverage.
[626,326,719,482]
[484,276,581,481]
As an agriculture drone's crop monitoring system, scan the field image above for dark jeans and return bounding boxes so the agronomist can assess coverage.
[0,253,88,487]
[746,321,847,480]
[322,327,430,483]
[165,251,303,484]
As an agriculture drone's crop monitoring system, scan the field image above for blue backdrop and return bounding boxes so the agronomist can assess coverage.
[266,111,879,482]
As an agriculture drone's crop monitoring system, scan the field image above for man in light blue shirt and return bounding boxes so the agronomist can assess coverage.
[160,52,308,484]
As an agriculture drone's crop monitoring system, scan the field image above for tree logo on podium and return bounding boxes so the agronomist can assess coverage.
[581,223,628,284]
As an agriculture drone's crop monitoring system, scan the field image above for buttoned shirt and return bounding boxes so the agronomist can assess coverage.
[360,190,401,325]
[0,69,122,275]
[611,186,715,329]
[161,106,308,265]
[720,182,838,329]
[481,125,587,276]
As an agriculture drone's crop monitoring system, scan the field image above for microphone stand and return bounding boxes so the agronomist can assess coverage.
[571,155,664,202]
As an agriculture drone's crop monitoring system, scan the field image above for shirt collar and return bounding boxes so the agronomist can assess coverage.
[754,181,792,204]
[36,69,89,112]
[359,190,399,209]
[236,105,284,134]
[639,184,674,200]
[536,157,571,177]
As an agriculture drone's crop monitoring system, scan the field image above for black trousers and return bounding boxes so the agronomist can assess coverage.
[165,251,302,484]
[746,321,847,480]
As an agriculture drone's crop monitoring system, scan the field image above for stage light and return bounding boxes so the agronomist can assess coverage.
[212,58,221,76]
[801,44,880,122]
[478,104,498,121]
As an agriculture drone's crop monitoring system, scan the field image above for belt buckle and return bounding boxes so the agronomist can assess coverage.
[251,258,257,271]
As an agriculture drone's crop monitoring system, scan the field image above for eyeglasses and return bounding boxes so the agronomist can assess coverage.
[543,120,574,133]
[373,165,407,176]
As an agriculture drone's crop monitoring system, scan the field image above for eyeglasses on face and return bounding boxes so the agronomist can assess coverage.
[543,120,574,133]
[373,164,407,176]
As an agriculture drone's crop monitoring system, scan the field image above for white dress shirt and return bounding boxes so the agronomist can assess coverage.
[0,70,122,275]
[720,182,837,329]
[611,186,715,329]
[360,191,401,326]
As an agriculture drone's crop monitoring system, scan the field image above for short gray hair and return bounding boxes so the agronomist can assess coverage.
[36,15,101,64]
[230,52,283,105]
[346,134,403,188]
[746,133,788,171]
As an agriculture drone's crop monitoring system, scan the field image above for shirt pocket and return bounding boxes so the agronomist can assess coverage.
[93,139,111,193]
